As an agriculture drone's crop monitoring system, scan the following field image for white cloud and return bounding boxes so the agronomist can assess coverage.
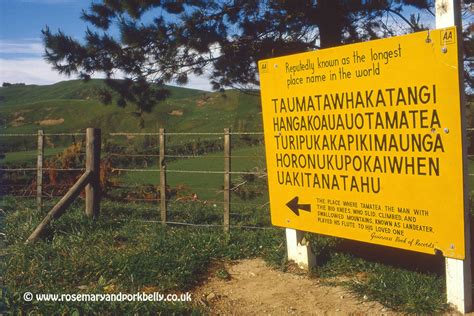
[0,57,213,91]
[0,38,214,90]
[0,40,44,55]
[0,58,72,85]
[182,73,213,91]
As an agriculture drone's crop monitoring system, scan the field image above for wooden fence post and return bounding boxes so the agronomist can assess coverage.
[85,128,101,218]
[224,128,230,233]
[436,0,472,313]
[27,171,92,242]
[159,128,167,224]
[37,129,44,212]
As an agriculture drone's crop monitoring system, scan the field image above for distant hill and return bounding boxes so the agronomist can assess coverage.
[0,80,205,107]
[0,79,262,135]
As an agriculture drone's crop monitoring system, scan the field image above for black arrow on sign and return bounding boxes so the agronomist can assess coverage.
[286,197,311,216]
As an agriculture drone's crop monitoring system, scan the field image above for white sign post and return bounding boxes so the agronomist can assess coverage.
[436,0,472,313]
[286,228,316,269]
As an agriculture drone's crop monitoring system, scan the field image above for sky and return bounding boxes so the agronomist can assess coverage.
[0,0,213,90]
[0,1,469,90]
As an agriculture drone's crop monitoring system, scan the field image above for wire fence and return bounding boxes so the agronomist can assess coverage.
[0,128,270,230]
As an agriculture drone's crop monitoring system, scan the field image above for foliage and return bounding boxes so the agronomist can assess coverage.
[215,268,231,280]
[42,0,433,115]
[2,82,25,87]
[231,170,267,201]
[464,18,474,94]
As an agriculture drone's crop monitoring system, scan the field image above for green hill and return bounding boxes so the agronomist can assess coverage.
[0,80,204,107]
[0,79,262,135]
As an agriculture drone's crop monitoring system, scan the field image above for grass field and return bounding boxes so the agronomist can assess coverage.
[120,146,267,201]
[0,147,66,165]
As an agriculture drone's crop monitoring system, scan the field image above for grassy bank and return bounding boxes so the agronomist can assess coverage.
[0,198,284,314]
[1,197,449,314]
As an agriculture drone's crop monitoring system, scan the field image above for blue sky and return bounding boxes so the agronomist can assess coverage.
[0,0,213,89]
[0,0,85,42]
[0,0,85,84]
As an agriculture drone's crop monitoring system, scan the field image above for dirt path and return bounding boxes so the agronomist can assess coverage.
[195,258,398,315]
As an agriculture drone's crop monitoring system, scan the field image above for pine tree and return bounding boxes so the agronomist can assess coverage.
[43,0,436,119]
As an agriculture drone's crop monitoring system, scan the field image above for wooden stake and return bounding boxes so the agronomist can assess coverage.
[224,128,230,233]
[85,128,101,218]
[159,128,167,224]
[436,0,473,313]
[26,171,92,242]
[36,130,44,212]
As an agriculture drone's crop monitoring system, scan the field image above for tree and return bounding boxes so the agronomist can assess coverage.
[43,0,435,123]
[463,12,473,96]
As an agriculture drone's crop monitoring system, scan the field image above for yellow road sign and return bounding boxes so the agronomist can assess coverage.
[258,27,466,259]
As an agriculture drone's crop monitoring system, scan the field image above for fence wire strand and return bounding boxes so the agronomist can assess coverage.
[110,168,265,175]
[0,133,85,137]
[109,131,263,136]
[0,168,85,172]
[107,153,161,157]
[128,219,275,230]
